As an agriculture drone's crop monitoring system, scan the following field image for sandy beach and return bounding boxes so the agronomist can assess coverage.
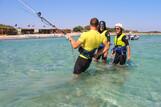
[0,32,81,40]
[0,32,161,40]
[110,32,161,36]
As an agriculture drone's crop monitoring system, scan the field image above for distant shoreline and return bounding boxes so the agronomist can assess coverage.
[0,32,161,40]
[0,32,81,40]
[110,32,161,36]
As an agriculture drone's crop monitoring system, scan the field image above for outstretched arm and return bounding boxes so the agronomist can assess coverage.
[103,41,110,57]
[67,34,81,49]
[102,40,110,54]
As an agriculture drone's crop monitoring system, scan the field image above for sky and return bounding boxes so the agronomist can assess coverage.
[0,0,161,31]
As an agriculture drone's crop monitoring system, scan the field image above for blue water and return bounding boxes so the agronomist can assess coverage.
[0,36,161,107]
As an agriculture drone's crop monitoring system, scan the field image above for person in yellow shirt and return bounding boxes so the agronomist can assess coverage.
[67,18,108,77]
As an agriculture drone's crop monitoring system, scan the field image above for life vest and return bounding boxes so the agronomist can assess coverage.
[113,33,127,54]
[101,30,108,37]
[114,33,126,47]
[79,47,96,59]
[99,30,109,48]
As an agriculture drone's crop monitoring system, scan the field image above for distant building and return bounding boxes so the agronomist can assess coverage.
[0,24,72,35]
[53,29,71,34]
[17,28,21,35]
[39,29,53,34]
[21,29,35,34]
[0,28,17,35]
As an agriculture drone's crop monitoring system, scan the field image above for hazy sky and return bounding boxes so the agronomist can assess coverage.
[0,0,161,31]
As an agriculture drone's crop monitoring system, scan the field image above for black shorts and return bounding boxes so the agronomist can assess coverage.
[113,52,127,65]
[73,56,92,74]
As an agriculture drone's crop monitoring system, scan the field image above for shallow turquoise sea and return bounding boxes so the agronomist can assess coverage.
[0,35,161,107]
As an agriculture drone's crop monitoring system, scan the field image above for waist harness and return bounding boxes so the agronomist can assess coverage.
[79,47,96,59]
[112,46,127,55]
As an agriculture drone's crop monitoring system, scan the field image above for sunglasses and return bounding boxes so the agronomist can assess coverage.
[115,27,121,30]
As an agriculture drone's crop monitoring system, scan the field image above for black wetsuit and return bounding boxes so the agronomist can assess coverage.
[74,56,92,74]
[113,34,129,65]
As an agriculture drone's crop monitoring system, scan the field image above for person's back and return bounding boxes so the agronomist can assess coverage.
[67,18,108,77]
[79,30,101,50]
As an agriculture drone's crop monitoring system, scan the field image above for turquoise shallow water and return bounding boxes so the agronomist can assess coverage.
[0,35,161,107]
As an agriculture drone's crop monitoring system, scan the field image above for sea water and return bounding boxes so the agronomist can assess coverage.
[0,35,161,107]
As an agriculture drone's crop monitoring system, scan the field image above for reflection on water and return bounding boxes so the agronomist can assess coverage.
[0,36,161,107]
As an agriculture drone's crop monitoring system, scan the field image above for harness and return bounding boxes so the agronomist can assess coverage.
[79,47,96,59]
[112,46,127,55]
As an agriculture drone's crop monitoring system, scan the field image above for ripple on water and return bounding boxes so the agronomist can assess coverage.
[0,36,161,107]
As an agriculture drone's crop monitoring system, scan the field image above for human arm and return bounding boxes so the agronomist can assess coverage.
[122,36,129,46]
[94,40,110,58]
[127,45,131,61]
[122,36,131,60]
[67,34,81,49]
[103,40,110,57]
[103,32,111,57]
[105,32,110,42]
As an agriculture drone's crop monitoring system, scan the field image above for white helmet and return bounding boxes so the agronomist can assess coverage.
[115,23,123,28]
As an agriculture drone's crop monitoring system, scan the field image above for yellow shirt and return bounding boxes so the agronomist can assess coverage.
[78,30,107,59]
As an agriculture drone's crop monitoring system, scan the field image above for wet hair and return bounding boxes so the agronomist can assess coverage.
[90,18,99,27]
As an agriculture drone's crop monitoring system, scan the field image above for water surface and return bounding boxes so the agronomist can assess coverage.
[0,35,161,107]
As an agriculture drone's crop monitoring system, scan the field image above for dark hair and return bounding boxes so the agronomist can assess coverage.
[90,18,99,27]
[98,21,107,33]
